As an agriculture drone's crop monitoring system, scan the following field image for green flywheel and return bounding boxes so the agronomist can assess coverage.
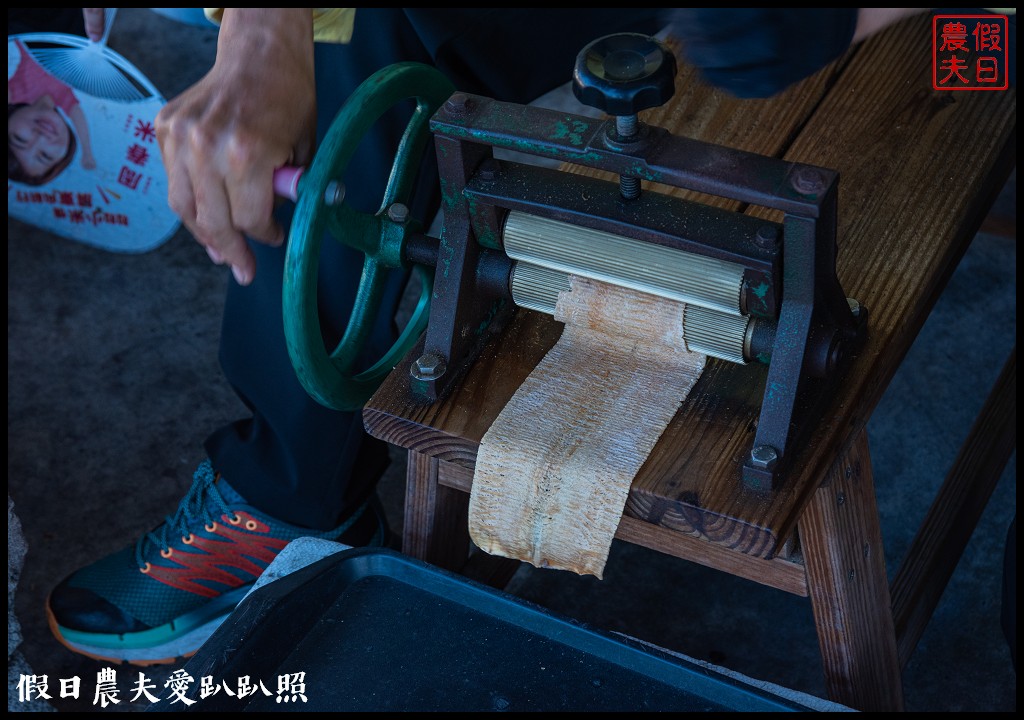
[283,62,454,410]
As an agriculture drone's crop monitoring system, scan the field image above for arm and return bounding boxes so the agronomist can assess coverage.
[853,8,929,43]
[67,103,96,170]
[665,8,930,99]
[154,8,317,285]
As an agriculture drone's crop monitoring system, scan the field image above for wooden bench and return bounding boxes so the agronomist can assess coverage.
[362,14,1016,712]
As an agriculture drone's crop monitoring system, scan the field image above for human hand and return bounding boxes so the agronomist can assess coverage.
[665,8,859,99]
[155,8,317,285]
[82,8,105,42]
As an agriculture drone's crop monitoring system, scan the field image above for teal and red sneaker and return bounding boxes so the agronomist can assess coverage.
[46,459,388,665]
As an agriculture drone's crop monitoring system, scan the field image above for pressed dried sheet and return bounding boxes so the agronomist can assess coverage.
[469,276,706,578]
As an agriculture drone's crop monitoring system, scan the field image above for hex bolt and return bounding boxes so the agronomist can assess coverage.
[324,180,346,206]
[387,203,410,224]
[837,491,846,506]
[411,352,446,381]
[791,167,825,195]
[445,92,472,115]
[754,225,780,250]
[749,445,778,470]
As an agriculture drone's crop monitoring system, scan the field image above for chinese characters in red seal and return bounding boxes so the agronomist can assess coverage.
[933,14,1009,90]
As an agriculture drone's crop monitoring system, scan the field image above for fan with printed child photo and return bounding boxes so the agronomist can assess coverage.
[7,9,178,253]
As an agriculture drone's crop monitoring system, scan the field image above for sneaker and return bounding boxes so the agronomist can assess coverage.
[46,459,389,666]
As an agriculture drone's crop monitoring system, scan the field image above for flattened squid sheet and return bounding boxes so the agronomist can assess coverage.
[469,276,706,578]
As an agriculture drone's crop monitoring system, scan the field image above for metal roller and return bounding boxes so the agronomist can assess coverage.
[503,211,746,316]
[681,304,749,364]
[510,261,752,364]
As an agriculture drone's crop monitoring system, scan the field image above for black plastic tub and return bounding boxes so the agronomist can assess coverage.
[147,547,817,712]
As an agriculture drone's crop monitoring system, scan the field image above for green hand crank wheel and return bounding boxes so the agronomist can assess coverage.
[283,62,454,411]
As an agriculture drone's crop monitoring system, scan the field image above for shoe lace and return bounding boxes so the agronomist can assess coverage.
[135,459,234,567]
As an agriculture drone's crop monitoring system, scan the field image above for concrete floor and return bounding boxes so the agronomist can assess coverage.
[7,8,1016,712]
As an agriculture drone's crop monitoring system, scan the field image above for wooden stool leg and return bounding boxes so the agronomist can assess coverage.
[799,429,904,712]
[891,347,1016,666]
[402,449,470,571]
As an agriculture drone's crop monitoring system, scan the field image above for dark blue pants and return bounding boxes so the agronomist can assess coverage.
[206,8,665,529]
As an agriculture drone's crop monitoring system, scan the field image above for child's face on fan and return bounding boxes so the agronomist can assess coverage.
[9,94,71,179]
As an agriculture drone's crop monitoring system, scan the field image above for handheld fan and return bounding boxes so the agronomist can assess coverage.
[8,8,180,252]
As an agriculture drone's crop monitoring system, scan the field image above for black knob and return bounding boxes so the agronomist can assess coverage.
[572,33,677,116]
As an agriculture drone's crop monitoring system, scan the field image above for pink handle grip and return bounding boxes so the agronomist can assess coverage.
[273,165,304,201]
